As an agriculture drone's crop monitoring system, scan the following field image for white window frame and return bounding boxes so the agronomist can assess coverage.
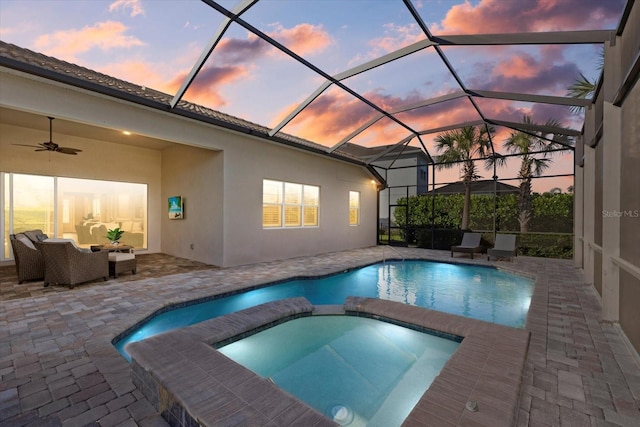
[263,179,320,229]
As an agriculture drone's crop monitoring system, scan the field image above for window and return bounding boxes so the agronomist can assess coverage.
[349,191,360,226]
[263,179,319,228]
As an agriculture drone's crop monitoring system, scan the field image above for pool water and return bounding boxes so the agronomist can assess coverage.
[218,316,460,427]
[115,260,533,360]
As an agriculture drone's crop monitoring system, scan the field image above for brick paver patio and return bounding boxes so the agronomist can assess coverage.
[1,247,639,426]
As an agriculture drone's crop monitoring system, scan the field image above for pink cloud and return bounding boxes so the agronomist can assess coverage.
[435,0,625,34]
[460,47,583,97]
[100,60,167,90]
[495,53,541,79]
[34,21,144,62]
[268,23,332,56]
[168,65,250,108]
[166,23,331,109]
[277,89,481,147]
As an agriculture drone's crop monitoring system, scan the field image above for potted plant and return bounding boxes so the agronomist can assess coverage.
[106,227,125,245]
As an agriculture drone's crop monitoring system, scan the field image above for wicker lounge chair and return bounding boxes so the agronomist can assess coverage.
[10,230,47,283]
[451,232,483,259]
[488,234,517,261]
[37,240,108,289]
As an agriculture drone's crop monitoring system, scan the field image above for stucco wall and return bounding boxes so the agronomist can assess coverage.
[577,0,640,356]
[619,80,639,353]
[161,145,223,266]
[0,122,163,254]
[219,135,377,267]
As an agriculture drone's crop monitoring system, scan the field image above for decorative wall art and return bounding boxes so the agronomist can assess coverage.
[168,196,184,219]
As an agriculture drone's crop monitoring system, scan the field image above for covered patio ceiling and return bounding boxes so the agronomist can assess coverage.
[0,0,629,181]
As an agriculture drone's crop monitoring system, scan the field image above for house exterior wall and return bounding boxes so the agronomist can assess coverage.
[161,145,224,266]
[577,0,640,356]
[618,79,639,353]
[221,136,377,267]
[0,69,378,268]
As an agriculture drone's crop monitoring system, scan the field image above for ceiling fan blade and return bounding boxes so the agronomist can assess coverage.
[12,143,42,148]
[56,147,82,155]
[34,148,50,152]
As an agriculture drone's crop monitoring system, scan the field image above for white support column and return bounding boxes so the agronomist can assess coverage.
[573,144,584,269]
[582,143,596,286]
[601,101,622,322]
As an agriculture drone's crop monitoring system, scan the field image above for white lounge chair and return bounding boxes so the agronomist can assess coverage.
[488,234,517,261]
[451,232,483,259]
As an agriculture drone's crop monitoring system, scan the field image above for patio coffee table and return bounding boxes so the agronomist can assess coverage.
[91,244,133,253]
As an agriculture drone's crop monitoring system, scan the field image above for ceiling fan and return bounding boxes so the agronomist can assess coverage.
[13,117,82,155]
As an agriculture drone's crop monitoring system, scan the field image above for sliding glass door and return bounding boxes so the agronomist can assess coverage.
[2,173,147,260]
[2,173,54,258]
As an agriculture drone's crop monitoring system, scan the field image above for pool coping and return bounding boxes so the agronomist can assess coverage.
[127,296,530,426]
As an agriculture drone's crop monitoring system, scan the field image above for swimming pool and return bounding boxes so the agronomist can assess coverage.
[115,260,533,360]
[218,316,460,426]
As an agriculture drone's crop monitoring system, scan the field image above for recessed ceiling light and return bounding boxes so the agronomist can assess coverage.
[122,131,132,135]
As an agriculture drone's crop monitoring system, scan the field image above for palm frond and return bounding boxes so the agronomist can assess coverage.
[567,73,596,114]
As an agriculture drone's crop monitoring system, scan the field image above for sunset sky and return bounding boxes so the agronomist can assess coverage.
[0,0,627,192]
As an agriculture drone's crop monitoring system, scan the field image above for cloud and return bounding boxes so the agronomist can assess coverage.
[109,0,144,17]
[216,35,271,64]
[100,60,166,90]
[164,23,330,109]
[373,23,424,53]
[455,46,582,98]
[349,23,424,66]
[34,21,144,62]
[267,23,332,56]
[167,65,250,108]
[276,88,480,147]
[434,0,625,34]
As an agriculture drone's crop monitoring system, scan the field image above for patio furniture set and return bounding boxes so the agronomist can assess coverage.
[451,232,518,261]
[9,229,136,288]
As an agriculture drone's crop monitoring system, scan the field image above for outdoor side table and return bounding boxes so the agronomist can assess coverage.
[108,252,137,278]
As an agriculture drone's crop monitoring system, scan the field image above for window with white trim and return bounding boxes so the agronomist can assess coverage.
[263,179,319,228]
[349,191,360,226]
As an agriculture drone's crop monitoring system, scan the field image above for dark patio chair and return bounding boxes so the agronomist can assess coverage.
[451,232,483,259]
[10,232,46,283]
[37,240,108,289]
[488,234,518,261]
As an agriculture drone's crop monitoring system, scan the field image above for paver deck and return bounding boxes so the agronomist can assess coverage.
[1,247,639,426]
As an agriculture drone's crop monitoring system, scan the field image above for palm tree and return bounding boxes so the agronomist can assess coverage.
[434,125,493,230]
[503,115,568,233]
[566,48,603,113]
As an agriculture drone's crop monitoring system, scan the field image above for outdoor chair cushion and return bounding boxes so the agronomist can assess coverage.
[22,229,48,243]
[43,238,91,252]
[108,252,135,262]
[16,234,37,250]
[488,234,517,261]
